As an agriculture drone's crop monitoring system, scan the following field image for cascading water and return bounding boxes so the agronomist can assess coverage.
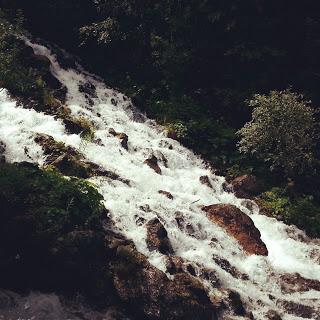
[0,39,319,320]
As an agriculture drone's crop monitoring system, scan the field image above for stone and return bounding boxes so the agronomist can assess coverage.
[200,175,213,188]
[144,155,162,174]
[0,140,6,163]
[230,175,262,198]
[146,218,174,255]
[202,204,268,256]
[158,190,174,199]
[111,244,218,320]
[109,128,129,150]
[280,273,320,293]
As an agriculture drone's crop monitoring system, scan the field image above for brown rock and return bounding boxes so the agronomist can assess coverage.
[202,204,268,256]
[165,256,185,274]
[112,244,218,320]
[280,273,320,293]
[0,140,6,163]
[109,128,128,150]
[212,254,249,280]
[158,190,174,200]
[230,175,262,198]
[144,155,161,174]
[266,310,282,320]
[146,218,173,255]
[200,176,213,188]
[279,300,315,318]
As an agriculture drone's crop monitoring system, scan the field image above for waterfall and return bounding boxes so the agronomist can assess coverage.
[0,40,319,320]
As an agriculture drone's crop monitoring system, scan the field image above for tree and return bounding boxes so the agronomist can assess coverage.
[237,89,317,177]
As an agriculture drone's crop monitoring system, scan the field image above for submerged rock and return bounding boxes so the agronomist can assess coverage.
[199,175,213,188]
[144,155,162,174]
[158,190,174,200]
[279,300,315,318]
[202,204,268,256]
[109,128,129,150]
[280,273,320,293]
[0,140,6,163]
[146,218,174,255]
[212,254,249,280]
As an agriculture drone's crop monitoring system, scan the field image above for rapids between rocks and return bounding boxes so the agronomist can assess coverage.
[0,39,319,320]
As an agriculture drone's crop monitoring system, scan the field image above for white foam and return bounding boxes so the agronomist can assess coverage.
[0,40,319,319]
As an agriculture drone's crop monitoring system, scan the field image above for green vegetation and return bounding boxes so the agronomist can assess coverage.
[1,2,320,237]
[259,187,320,238]
[238,90,317,177]
[0,162,110,298]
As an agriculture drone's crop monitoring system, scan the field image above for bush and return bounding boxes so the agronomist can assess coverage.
[259,187,320,238]
[0,162,108,296]
[238,90,317,177]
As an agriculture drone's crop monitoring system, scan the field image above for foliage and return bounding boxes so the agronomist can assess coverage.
[0,162,110,297]
[0,162,104,235]
[259,187,320,238]
[238,90,317,177]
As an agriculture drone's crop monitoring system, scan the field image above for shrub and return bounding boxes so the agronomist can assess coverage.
[238,90,317,177]
[0,162,108,295]
[259,187,320,237]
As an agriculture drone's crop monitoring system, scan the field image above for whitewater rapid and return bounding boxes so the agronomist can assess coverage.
[0,40,319,319]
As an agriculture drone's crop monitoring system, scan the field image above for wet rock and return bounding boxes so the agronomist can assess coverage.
[230,175,262,198]
[34,133,79,163]
[63,118,86,134]
[266,310,282,320]
[202,204,268,256]
[200,176,213,188]
[175,212,195,236]
[165,256,185,274]
[280,273,320,293]
[35,133,130,184]
[112,244,218,320]
[158,190,174,200]
[0,140,6,163]
[228,291,246,316]
[212,254,249,280]
[79,82,97,98]
[140,204,152,212]
[146,218,174,255]
[144,155,162,174]
[200,268,220,287]
[279,300,315,318]
[109,128,129,150]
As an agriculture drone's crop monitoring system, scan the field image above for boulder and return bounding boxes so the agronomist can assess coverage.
[144,155,162,174]
[79,82,97,98]
[0,140,6,163]
[230,175,262,198]
[146,218,174,255]
[158,190,174,200]
[111,244,218,320]
[165,256,185,274]
[266,310,282,320]
[35,133,130,184]
[109,128,128,150]
[280,273,320,293]
[199,176,213,188]
[212,254,249,280]
[202,204,268,256]
[279,300,315,318]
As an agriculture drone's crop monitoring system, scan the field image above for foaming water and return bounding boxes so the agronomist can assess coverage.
[0,40,319,319]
